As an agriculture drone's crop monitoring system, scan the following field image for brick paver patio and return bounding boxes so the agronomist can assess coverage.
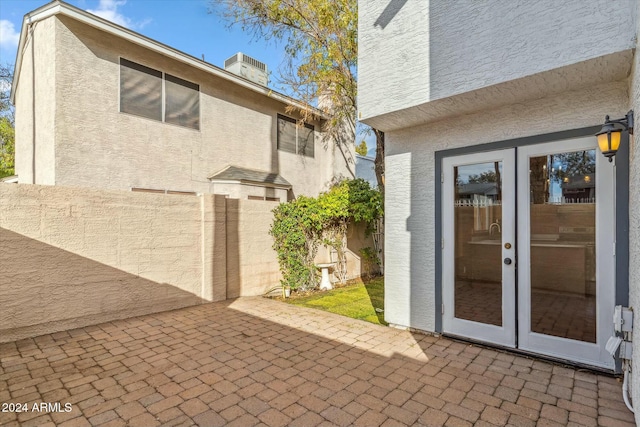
[0,297,635,427]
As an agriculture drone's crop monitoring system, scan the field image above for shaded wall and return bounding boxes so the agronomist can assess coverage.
[0,184,282,342]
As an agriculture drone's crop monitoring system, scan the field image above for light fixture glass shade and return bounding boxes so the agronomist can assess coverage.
[598,130,621,151]
[596,124,621,161]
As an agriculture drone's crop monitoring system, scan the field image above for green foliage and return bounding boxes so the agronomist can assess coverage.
[210,0,386,188]
[0,64,15,178]
[356,140,368,156]
[0,117,15,179]
[270,179,382,290]
[359,247,380,279]
[467,171,498,183]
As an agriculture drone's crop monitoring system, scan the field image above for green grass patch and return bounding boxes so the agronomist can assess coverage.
[285,277,386,325]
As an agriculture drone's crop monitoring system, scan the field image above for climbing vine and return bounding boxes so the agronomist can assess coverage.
[270,179,383,291]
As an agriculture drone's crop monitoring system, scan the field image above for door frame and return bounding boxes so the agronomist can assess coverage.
[434,127,628,370]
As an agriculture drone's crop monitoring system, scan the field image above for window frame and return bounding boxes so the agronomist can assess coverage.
[119,58,201,131]
[277,114,315,158]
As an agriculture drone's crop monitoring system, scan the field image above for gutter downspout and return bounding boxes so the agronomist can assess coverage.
[29,16,36,184]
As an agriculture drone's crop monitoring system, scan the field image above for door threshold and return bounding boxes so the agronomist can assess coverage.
[442,333,616,376]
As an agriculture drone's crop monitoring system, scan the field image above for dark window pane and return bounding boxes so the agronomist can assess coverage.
[120,59,162,121]
[165,73,200,130]
[277,115,297,154]
[298,124,315,158]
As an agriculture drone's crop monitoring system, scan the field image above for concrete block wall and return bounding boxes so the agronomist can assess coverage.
[0,185,290,342]
[0,184,371,342]
[0,184,225,342]
[226,199,280,298]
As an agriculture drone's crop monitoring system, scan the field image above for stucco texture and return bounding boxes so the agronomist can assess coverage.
[16,15,350,198]
[14,16,57,185]
[0,184,287,342]
[383,81,629,334]
[627,0,640,422]
[358,0,635,127]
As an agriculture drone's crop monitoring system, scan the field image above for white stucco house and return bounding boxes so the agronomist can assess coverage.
[359,0,640,414]
[10,0,354,201]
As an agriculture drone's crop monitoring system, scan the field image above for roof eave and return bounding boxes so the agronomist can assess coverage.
[208,178,291,190]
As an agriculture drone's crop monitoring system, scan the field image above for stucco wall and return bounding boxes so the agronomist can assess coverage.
[358,0,635,125]
[226,199,281,298]
[14,17,57,185]
[16,15,346,197]
[0,184,289,342]
[627,0,640,421]
[383,81,629,333]
[0,184,219,342]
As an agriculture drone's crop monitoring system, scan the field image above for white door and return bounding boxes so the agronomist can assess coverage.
[442,149,517,348]
[442,137,615,369]
[517,138,615,369]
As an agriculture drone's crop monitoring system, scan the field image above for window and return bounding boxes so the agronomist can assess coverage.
[277,114,315,157]
[248,195,280,202]
[120,59,162,121]
[120,58,200,130]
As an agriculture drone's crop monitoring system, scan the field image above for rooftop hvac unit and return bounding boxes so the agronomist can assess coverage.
[224,52,269,87]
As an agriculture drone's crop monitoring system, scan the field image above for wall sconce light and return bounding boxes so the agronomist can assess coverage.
[595,110,633,162]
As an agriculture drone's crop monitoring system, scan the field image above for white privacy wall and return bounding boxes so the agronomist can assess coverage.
[358,0,635,126]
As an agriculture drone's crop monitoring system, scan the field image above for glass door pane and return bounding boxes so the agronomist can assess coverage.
[442,149,516,348]
[528,150,596,343]
[454,162,503,326]
[518,137,615,369]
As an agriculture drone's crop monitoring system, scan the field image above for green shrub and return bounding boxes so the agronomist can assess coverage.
[270,179,382,290]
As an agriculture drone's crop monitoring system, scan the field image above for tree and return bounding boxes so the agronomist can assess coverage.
[0,64,15,179]
[355,140,368,156]
[210,0,386,191]
[467,171,498,183]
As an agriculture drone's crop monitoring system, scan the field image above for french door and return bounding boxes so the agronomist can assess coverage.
[441,137,616,368]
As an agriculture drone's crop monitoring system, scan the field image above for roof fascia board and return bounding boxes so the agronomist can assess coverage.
[239,180,292,189]
[11,0,328,120]
[209,178,291,190]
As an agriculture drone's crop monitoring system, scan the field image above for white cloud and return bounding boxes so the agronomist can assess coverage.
[0,20,20,50]
[86,0,151,30]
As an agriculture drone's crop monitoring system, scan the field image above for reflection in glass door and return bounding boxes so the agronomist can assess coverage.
[442,137,615,368]
[518,138,615,368]
[454,161,504,327]
[528,150,596,343]
[442,149,516,348]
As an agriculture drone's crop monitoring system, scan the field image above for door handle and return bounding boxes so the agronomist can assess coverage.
[504,258,512,265]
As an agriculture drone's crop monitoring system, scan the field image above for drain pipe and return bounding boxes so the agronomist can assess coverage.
[608,306,635,413]
[623,357,634,413]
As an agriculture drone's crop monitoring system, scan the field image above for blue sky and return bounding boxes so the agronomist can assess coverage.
[0,0,376,155]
